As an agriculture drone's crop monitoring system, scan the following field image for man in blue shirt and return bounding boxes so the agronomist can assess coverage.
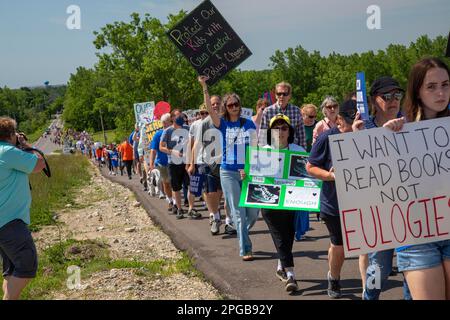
[0,117,45,300]
[306,100,357,299]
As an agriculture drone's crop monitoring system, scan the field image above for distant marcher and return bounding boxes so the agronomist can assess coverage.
[312,96,339,144]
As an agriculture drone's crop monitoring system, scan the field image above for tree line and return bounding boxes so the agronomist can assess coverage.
[0,85,65,136]
[32,11,450,139]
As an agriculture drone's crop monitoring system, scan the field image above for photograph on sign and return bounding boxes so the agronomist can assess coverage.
[166,0,252,86]
[283,186,320,210]
[288,154,312,180]
[246,184,281,206]
[249,148,284,178]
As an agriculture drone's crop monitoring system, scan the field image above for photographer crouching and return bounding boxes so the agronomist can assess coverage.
[0,117,46,300]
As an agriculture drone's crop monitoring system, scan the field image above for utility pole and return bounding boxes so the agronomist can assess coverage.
[99,107,107,145]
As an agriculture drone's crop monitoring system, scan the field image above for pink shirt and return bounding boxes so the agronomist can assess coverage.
[312,118,337,144]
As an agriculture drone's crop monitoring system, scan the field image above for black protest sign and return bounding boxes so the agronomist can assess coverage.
[446,31,450,57]
[167,0,252,86]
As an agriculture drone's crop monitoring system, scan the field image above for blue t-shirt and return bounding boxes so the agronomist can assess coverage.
[307,126,341,217]
[218,117,256,171]
[150,129,168,166]
[0,142,38,228]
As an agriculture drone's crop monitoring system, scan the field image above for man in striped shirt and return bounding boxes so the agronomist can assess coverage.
[259,82,307,149]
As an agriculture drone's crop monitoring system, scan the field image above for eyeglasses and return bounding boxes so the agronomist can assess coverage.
[200,111,209,116]
[276,92,290,97]
[272,125,289,132]
[381,92,403,102]
[226,102,240,109]
[325,104,339,110]
[307,115,316,119]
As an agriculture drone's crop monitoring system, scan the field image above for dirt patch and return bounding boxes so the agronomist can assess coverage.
[33,161,220,300]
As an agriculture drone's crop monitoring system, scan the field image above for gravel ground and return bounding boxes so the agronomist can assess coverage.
[33,162,220,300]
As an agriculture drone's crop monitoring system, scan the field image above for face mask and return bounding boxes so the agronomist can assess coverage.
[175,116,185,126]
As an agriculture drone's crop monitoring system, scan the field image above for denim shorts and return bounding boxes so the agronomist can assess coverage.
[0,219,38,278]
[397,240,450,272]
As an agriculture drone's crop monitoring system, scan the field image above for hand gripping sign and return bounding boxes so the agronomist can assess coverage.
[329,118,450,257]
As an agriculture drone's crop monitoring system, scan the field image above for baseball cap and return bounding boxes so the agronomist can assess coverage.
[370,76,404,96]
[339,100,358,124]
[199,103,208,112]
[269,114,291,128]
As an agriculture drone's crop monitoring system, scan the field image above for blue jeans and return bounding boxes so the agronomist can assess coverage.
[294,211,310,240]
[364,249,412,300]
[220,168,259,256]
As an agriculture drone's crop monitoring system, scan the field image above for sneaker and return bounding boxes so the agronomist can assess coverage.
[251,186,279,204]
[159,194,165,199]
[211,219,221,235]
[224,223,237,235]
[184,200,189,208]
[242,253,254,261]
[187,208,201,219]
[128,176,132,180]
[176,209,185,220]
[168,202,174,212]
[285,276,298,292]
[172,204,178,215]
[327,271,342,299]
[209,214,215,225]
[276,269,288,282]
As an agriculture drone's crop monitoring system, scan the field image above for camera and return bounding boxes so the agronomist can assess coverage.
[15,132,28,148]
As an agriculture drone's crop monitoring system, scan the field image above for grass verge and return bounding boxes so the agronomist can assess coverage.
[0,239,199,300]
[29,154,91,231]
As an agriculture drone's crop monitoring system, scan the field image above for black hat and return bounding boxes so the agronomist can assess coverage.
[370,76,404,96]
[339,100,357,124]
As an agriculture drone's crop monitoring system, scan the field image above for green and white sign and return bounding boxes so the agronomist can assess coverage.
[239,147,322,211]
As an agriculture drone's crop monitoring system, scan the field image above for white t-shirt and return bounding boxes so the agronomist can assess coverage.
[263,143,305,152]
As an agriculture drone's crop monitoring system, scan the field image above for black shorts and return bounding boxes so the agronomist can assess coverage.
[169,163,189,192]
[320,214,343,246]
[0,219,38,278]
[202,165,222,193]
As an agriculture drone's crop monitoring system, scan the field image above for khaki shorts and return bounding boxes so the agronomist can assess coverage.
[157,165,170,183]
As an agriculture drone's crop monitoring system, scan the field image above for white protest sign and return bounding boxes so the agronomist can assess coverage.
[241,108,253,120]
[329,118,450,257]
[134,101,155,126]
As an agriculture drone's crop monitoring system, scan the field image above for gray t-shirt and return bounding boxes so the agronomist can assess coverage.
[200,116,222,166]
[161,125,190,164]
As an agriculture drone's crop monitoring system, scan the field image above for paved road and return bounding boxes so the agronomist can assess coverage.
[33,116,63,154]
[101,166,405,300]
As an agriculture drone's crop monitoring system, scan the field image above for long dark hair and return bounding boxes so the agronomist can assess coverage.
[404,57,450,122]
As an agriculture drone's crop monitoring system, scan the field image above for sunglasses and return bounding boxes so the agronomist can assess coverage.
[276,92,290,97]
[325,104,339,110]
[307,115,316,119]
[272,125,290,132]
[226,102,240,109]
[381,92,403,102]
[200,111,209,115]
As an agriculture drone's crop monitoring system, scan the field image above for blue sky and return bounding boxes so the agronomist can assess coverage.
[0,0,449,88]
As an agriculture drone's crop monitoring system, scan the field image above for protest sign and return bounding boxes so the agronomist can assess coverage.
[134,101,155,126]
[145,120,163,142]
[241,108,253,120]
[356,72,370,121]
[329,118,450,257]
[190,173,205,197]
[167,0,252,86]
[239,147,322,211]
[446,31,450,57]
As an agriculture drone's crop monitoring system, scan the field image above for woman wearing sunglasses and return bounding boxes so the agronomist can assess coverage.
[313,96,339,144]
[198,75,259,261]
[242,114,305,292]
[353,76,411,300]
